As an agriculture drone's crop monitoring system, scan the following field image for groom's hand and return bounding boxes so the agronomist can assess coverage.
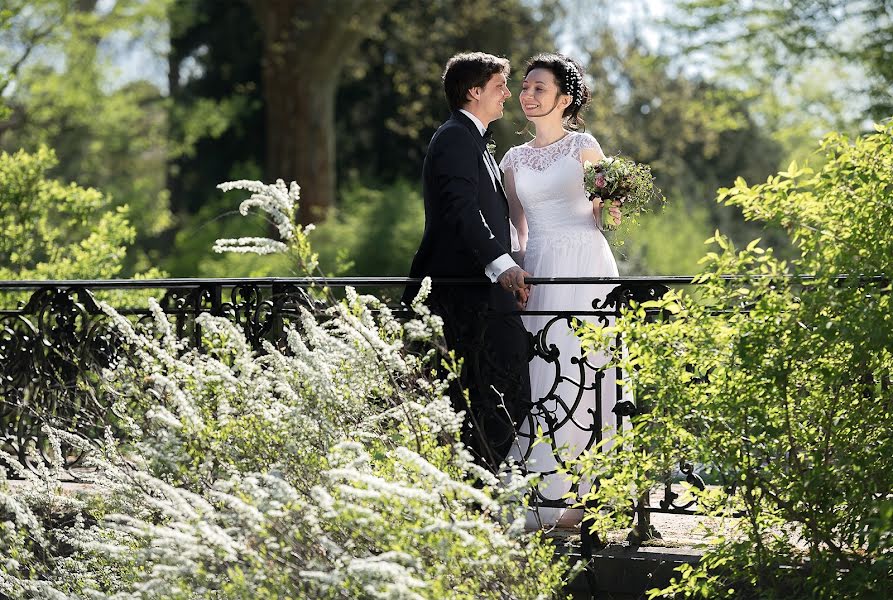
[498,266,531,308]
[497,266,529,291]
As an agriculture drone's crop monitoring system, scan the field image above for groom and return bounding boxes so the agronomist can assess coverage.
[403,52,531,474]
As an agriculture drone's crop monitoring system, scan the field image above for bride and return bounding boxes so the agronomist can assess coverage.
[499,53,625,529]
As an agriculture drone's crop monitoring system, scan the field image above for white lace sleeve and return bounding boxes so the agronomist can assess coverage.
[498,147,514,172]
[574,132,603,162]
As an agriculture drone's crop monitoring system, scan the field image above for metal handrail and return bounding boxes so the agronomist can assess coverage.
[0,273,885,291]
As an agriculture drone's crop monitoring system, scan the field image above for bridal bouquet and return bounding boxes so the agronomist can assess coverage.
[583,155,660,231]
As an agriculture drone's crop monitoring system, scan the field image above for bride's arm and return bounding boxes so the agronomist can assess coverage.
[503,169,528,265]
[580,147,606,164]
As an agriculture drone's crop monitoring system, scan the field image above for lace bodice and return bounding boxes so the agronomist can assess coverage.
[500,131,601,173]
[499,132,604,249]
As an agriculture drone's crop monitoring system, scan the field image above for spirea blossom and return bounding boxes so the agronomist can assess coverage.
[0,179,569,599]
[212,236,288,255]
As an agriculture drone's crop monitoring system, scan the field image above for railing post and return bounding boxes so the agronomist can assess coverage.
[606,281,671,544]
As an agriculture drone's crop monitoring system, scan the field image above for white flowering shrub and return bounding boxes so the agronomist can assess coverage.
[0,179,572,599]
[212,179,318,270]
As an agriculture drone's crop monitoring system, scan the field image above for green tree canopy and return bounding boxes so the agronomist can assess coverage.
[672,1,893,118]
[0,146,154,280]
[0,0,174,275]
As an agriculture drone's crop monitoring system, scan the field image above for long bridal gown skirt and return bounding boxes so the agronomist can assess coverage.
[509,231,630,529]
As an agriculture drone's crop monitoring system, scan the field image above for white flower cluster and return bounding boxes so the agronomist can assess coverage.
[218,178,300,241]
[1,176,568,597]
[403,277,444,342]
[212,236,289,255]
[213,179,318,263]
[1,275,568,598]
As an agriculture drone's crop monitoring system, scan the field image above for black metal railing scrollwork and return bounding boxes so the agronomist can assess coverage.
[1,276,714,522]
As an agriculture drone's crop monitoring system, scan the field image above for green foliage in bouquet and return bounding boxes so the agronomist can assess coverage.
[583,155,662,231]
[576,121,893,598]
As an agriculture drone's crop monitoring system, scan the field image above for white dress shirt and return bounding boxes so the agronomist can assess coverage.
[458,109,519,282]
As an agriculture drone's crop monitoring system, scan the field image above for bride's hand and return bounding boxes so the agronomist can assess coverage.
[515,285,529,310]
[608,199,622,226]
[592,196,623,228]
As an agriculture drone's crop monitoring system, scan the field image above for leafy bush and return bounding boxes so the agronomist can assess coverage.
[0,146,159,281]
[578,122,893,598]
[310,179,424,279]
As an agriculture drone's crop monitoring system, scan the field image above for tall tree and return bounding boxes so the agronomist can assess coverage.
[163,0,562,277]
[0,0,173,274]
[248,0,397,223]
[335,0,563,183]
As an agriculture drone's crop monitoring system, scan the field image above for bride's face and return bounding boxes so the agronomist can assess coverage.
[520,68,570,120]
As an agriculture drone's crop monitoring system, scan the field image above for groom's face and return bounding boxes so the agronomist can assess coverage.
[473,72,511,124]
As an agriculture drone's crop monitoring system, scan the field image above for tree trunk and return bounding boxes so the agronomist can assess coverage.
[263,65,338,225]
[250,0,394,224]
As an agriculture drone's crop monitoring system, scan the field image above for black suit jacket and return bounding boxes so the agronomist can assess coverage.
[403,111,512,304]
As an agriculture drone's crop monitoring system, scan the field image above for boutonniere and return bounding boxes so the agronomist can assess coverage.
[486,139,496,157]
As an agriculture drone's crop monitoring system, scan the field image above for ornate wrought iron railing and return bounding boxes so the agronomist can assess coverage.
[1,276,696,529]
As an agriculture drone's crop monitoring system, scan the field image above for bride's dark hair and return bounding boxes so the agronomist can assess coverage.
[524,53,591,131]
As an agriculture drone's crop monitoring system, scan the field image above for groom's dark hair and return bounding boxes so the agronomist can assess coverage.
[442,52,510,112]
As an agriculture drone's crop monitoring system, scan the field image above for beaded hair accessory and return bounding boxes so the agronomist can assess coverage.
[564,59,583,106]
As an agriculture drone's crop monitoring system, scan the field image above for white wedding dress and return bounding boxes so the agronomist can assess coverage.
[500,131,625,528]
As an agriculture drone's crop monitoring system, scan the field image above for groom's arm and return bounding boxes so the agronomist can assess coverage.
[431,127,509,268]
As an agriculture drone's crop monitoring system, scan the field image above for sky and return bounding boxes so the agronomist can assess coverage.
[557,0,670,58]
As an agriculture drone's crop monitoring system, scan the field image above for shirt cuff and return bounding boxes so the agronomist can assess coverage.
[484,254,518,283]
[509,221,520,252]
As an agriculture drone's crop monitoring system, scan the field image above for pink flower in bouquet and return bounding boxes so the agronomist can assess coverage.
[595,174,606,189]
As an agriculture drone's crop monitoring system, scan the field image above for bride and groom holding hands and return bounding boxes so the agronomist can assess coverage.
[403,51,624,528]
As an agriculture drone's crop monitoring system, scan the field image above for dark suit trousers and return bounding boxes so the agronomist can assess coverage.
[428,283,531,474]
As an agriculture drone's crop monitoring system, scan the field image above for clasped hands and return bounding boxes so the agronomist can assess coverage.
[497,266,532,309]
